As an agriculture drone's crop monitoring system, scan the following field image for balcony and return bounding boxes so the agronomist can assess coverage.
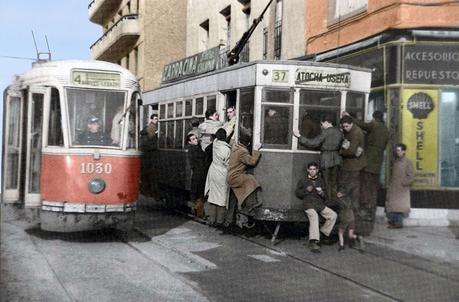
[89,0,123,25]
[90,14,140,62]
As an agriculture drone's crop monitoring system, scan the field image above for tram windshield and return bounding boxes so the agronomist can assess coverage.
[67,88,127,147]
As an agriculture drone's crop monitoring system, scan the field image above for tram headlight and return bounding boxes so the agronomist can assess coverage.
[88,178,106,194]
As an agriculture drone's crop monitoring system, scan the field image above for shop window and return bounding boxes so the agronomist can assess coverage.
[298,89,341,149]
[439,89,459,187]
[48,88,63,146]
[261,88,292,148]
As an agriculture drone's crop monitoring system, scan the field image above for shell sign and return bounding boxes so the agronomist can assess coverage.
[402,89,438,188]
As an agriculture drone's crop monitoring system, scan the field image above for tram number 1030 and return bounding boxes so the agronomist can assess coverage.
[80,162,112,174]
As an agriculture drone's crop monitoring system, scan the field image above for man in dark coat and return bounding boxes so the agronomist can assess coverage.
[343,110,389,235]
[295,162,337,253]
[140,114,159,199]
[293,114,343,202]
[77,116,110,146]
[186,133,207,218]
[339,115,366,234]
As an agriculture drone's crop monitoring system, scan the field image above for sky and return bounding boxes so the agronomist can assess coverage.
[0,1,100,183]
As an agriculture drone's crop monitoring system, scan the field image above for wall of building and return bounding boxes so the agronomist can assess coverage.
[306,0,459,54]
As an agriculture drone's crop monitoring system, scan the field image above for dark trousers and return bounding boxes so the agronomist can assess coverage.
[322,165,340,202]
[224,189,261,227]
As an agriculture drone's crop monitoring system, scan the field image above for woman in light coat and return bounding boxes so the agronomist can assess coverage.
[385,143,414,228]
[205,128,231,226]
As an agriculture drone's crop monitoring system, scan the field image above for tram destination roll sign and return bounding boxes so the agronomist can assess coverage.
[295,68,351,88]
[161,47,219,83]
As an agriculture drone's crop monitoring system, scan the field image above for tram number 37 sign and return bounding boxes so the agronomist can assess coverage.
[81,162,113,174]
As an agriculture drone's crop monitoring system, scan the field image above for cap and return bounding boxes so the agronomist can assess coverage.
[88,116,99,124]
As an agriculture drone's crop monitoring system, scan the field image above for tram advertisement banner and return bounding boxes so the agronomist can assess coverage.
[401,89,438,188]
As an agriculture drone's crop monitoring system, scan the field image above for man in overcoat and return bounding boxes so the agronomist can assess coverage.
[386,143,414,228]
[293,114,343,202]
[343,110,389,235]
[227,135,262,228]
[295,162,337,253]
[339,115,366,233]
[186,133,207,218]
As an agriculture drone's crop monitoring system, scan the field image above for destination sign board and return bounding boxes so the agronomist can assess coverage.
[72,70,120,87]
[294,68,351,88]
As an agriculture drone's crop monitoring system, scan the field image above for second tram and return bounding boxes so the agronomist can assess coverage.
[142,60,371,234]
[2,60,142,232]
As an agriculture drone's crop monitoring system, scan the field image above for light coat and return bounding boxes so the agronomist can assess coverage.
[227,144,261,208]
[386,156,414,214]
[205,139,231,207]
[198,119,223,151]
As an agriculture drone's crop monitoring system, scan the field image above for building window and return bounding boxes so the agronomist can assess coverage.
[220,6,231,47]
[274,0,282,60]
[328,0,367,25]
[199,19,210,51]
[439,89,459,187]
[134,47,139,75]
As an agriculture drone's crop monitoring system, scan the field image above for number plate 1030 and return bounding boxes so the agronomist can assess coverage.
[81,162,112,174]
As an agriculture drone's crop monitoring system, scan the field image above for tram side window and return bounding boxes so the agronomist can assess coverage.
[175,120,184,149]
[195,97,204,115]
[5,96,21,189]
[298,89,341,150]
[346,92,365,121]
[206,95,216,113]
[166,121,175,148]
[239,89,254,139]
[185,99,192,116]
[261,88,292,148]
[159,121,166,148]
[48,88,63,146]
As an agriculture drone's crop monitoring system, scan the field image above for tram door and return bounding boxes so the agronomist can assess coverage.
[2,88,47,207]
[23,89,46,207]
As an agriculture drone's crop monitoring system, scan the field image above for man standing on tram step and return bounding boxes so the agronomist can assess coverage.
[339,115,366,235]
[186,133,207,218]
[77,116,111,146]
[227,134,262,229]
[295,162,337,253]
[385,143,414,229]
[342,110,389,236]
[293,113,343,202]
[223,106,236,144]
[140,114,159,200]
[198,109,223,152]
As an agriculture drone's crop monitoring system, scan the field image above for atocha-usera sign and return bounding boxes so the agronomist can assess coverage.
[295,68,351,88]
[162,47,219,83]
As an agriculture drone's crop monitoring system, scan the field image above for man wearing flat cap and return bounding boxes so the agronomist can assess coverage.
[77,116,110,146]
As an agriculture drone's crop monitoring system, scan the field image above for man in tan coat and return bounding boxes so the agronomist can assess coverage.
[226,135,262,229]
[386,143,414,228]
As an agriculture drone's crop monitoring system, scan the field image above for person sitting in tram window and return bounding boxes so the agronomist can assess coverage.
[295,162,337,253]
[204,128,231,227]
[336,187,361,252]
[111,105,124,145]
[198,109,223,152]
[227,134,262,229]
[186,133,207,218]
[77,116,111,146]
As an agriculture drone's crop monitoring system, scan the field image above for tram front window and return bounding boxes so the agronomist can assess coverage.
[298,90,341,150]
[67,88,125,147]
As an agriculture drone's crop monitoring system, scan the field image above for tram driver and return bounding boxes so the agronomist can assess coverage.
[77,116,111,146]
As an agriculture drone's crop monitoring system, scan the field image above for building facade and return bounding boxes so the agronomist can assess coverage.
[306,0,459,217]
[185,0,305,65]
[88,0,187,90]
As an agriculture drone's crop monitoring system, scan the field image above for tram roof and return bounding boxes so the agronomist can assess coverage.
[8,60,138,90]
[143,60,371,104]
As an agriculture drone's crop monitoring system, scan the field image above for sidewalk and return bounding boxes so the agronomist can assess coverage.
[366,216,459,265]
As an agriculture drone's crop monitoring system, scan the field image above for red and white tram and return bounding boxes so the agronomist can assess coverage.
[2,60,142,232]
